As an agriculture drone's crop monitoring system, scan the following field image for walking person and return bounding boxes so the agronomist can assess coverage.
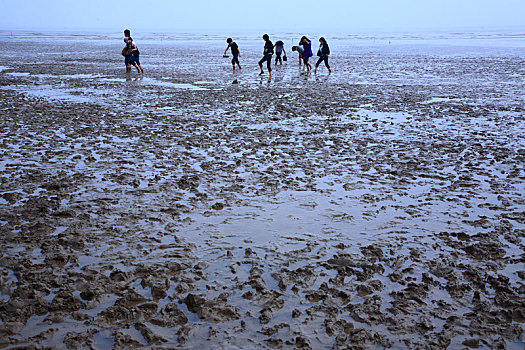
[299,36,313,71]
[122,29,143,73]
[291,45,304,66]
[274,40,286,65]
[258,34,273,76]
[314,37,331,73]
[122,35,134,73]
[126,37,144,73]
[224,38,242,70]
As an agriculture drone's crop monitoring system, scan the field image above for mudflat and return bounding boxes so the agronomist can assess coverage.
[0,32,524,349]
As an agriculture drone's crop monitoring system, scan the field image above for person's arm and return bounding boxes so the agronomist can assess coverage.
[238,47,241,57]
[224,44,230,55]
[282,47,286,55]
[131,43,138,52]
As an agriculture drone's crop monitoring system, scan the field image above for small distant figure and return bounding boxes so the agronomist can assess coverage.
[291,45,304,66]
[224,38,242,70]
[299,36,313,71]
[259,34,273,76]
[314,37,331,74]
[123,29,132,73]
[274,40,286,65]
[126,37,144,73]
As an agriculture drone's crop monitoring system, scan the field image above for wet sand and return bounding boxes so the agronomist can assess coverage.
[0,32,524,349]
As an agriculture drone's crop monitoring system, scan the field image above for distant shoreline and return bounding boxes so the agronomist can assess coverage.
[1,27,524,49]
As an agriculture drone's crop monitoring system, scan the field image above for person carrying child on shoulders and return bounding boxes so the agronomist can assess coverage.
[126,37,144,73]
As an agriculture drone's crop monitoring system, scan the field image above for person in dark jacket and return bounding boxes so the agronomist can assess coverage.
[224,38,242,70]
[258,34,273,76]
[314,37,331,73]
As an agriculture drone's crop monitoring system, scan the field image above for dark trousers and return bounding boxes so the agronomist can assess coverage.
[259,53,273,71]
[275,52,282,64]
[232,55,239,66]
[316,55,330,69]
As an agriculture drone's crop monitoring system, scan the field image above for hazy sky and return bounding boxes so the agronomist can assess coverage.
[0,0,524,32]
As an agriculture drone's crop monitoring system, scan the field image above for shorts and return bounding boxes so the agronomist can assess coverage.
[124,55,133,66]
[130,55,140,66]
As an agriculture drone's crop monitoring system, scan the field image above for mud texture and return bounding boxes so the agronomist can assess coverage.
[0,33,524,349]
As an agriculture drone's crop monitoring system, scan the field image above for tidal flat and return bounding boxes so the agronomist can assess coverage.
[0,31,524,349]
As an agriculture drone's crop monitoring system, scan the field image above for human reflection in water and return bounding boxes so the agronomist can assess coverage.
[125,75,143,82]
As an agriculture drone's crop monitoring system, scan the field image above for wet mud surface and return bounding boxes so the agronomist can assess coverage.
[0,34,524,349]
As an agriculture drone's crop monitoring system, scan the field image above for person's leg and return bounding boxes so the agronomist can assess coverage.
[324,56,331,73]
[266,54,272,73]
[314,56,323,73]
[234,55,241,69]
[129,56,138,72]
[258,56,265,74]
[132,58,140,72]
[125,56,131,73]
[135,57,143,73]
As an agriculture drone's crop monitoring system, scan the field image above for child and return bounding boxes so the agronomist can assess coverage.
[123,29,131,43]
[291,45,304,66]
[258,34,273,76]
[314,37,331,74]
[127,38,144,73]
[224,38,241,70]
[299,36,313,71]
[274,40,286,65]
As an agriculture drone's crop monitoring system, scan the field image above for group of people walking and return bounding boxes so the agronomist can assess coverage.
[225,34,331,76]
[121,30,331,76]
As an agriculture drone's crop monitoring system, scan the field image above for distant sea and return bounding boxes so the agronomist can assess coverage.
[0,26,524,48]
